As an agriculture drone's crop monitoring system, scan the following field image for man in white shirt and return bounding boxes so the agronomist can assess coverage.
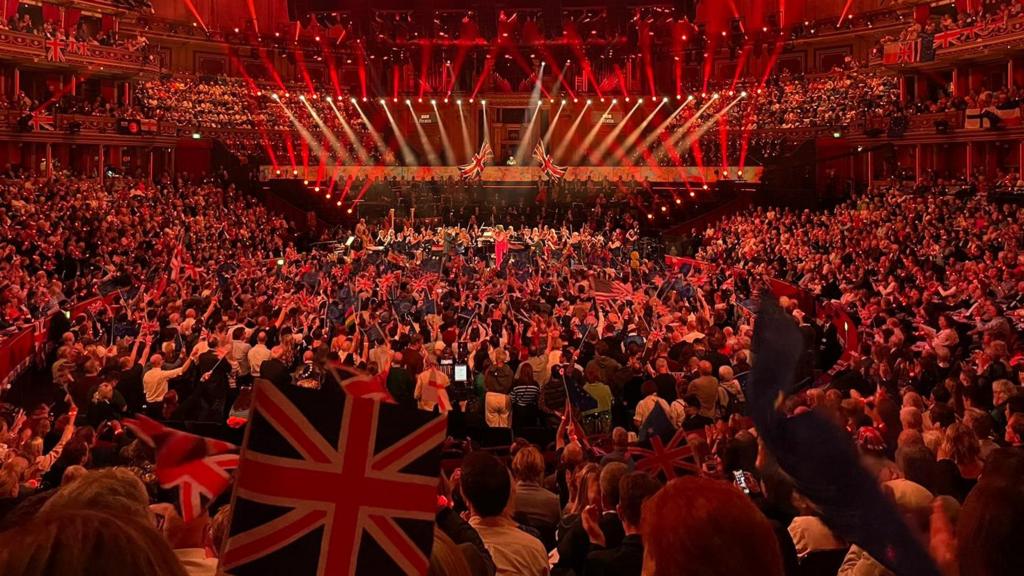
[461,452,548,576]
[143,350,195,418]
[247,330,272,377]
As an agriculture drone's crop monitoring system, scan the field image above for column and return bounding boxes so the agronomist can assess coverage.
[867,150,874,185]
[1019,141,1024,176]
[13,67,19,98]
[148,148,154,182]
[99,144,105,184]
[45,143,52,180]
[965,142,973,178]
[951,68,958,97]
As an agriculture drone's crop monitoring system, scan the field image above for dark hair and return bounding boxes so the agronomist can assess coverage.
[957,480,1024,576]
[599,462,629,509]
[1006,394,1024,417]
[618,471,660,527]
[929,403,956,429]
[459,452,511,518]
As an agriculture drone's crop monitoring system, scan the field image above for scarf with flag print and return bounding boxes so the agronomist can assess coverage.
[533,140,567,180]
[459,141,492,180]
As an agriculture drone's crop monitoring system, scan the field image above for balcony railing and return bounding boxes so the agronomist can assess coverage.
[0,29,161,74]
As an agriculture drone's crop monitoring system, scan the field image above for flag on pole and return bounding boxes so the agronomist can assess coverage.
[591,277,634,301]
[220,380,446,575]
[533,140,567,180]
[125,415,239,522]
[458,141,492,180]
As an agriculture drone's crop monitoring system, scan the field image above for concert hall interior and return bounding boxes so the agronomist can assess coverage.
[0,1,1022,575]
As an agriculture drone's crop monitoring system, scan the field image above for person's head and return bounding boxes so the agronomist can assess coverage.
[511,446,545,485]
[957,480,1024,576]
[900,406,923,432]
[617,472,661,532]
[1005,413,1024,447]
[571,463,601,513]
[40,468,150,525]
[60,465,87,486]
[149,353,164,368]
[611,426,629,450]
[599,462,629,511]
[0,509,188,576]
[698,360,713,376]
[459,452,512,519]
[940,422,981,466]
[992,379,1016,407]
[641,476,783,576]
[718,365,734,382]
[654,357,668,374]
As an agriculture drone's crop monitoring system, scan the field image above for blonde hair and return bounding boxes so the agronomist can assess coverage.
[511,446,545,484]
[940,423,981,466]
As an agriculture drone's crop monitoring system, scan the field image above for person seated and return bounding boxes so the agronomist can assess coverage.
[582,471,662,576]
[460,451,548,576]
[511,446,561,551]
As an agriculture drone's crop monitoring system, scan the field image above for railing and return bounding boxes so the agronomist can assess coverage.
[0,29,161,73]
[0,295,114,391]
[0,110,178,138]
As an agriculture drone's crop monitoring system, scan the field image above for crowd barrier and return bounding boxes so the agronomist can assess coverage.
[664,256,859,383]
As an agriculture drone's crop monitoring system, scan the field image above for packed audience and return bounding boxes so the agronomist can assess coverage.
[0,161,1019,575]
[0,174,289,332]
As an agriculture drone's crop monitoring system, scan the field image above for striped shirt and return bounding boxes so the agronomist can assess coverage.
[510,383,541,407]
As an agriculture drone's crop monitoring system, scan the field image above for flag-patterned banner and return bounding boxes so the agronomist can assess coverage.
[591,277,634,301]
[881,39,931,65]
[125,415,239,522]
[628,428,700,480]
[533,140,567,180]
[458,141,492,180]
[933,14,1022,51]
[220,379,447,575]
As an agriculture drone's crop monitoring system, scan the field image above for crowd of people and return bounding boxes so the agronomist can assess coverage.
[0,162,1019,574]
[0,13,149,52]
[135,76,385,164]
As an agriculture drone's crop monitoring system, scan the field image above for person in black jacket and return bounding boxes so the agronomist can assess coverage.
[582,471,661,576]
[257,345,293,389]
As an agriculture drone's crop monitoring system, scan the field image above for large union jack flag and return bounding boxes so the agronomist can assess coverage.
[533,140,567,180]
[220,380,446,575]
[628,427,700,480]
[125,415,239,522]
[458,141,492,180]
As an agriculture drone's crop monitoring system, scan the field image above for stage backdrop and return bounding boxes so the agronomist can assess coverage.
[260,165,763,183]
